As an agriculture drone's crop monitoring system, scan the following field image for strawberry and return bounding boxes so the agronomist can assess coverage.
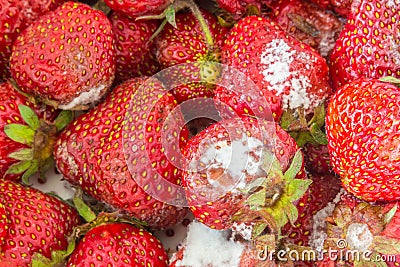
[0,180,80,266]
[326,78,400,202]
[0,0,67,82]
[155,9,229,103]
[281,173,342,267]
[54,77,189,229]
[307,0,354,17]
[316,195,400,266]
[66,222,168,267]
[0,81,72,183]
[303,143,333,175]
[10,1,116,110]
[329,0,400,90]
[109,11,160,84]
[182,115,309,232]
[214,16,332,122]
[268,0,344,60]
[103,0,170,18]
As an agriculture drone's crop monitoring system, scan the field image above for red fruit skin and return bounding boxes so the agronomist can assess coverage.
[0,180,80,266]
[303,143,334,175]
[67,223,168,267]
[155,10,229,103]
[104,0,170,18]
[329,0,400,90]
[183,116,306,230]
[10,1,116,110]
[308,0,354,17]
[109,12,160,84]
[0,0,67,81]
[215,0,263,20]
[268,0,344,59]
[0,81,58,181]
[216,16,332,122]
[54,77,189,229]
[326,79,400,202]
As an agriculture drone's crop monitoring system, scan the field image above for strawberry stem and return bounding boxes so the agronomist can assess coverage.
[186,0,214,51]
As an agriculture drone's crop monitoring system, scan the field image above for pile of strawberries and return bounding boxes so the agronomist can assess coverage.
[0,0,399,266]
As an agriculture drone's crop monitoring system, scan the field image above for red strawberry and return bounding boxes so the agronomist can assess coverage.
[0,81,72,182]
[329,0,400,90]
[0,0,67,82]
[66,222,168,267]
[316,195,400,266]
[268,0,344,60]
[10,1,116,110]
[54,77,189,229]
[307,0,354,17]
[183,115,309,231]
[326,78,400,202]
[109,11,160,84]
[155,9,229,103]
[303,143,333,174]
[104,0,170,18]
[215,16,332,122]
[0,180,80,266]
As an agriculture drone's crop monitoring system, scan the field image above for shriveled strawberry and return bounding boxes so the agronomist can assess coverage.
[268,0,344,59]
[104,0,170,18]
[67,222,168,267]
[316,195,400,266]
[109,11,160,84]
[0,0,67,82]
[307,0,354,18]
[10,1,116,110]
[214,0,263,20]
[54,77,189,229]
[183,115,309,232]
[303,143,333,174]
[0,81,72,183]
[326,78,400,202]
[329,0,400,89]
[215,16,332,122]
[155,9,229,103]
[0,180,80,266]
[281,173,342,267]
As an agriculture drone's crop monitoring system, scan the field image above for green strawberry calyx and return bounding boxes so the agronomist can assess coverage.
[281,103,327,147]
[237,150,311,234]
[4,104,73,184]
[379,76,400,88]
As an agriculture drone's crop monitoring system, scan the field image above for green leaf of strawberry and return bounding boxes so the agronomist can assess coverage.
[18,104,40,130]
[8,148,33,161]
[4,124,35,145]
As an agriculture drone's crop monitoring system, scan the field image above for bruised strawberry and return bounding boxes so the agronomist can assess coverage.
[0,81,72,183]
[54,77,189,229]
[104,0,170,18]
[326,78,400,202]
[109,11,160,84]
[307,0,354,18]
[215,16,332,122]
[67,222,168,267]
[10,1,116,110]
[183,115,309,231]
[268,0,344,59]
[329,0,400,89]
[0,180,80,266]
[0,0,67,82]
[303,143,333,175]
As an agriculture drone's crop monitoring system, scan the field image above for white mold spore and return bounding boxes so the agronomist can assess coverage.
[59,84,106,110]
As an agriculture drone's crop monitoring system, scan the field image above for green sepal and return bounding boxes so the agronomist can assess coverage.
[4,124,35,145]
[73,188,97,223]
[384,203,398,224]
[8,148,33,161]
[282,202,299,226]
[246,190,267,207]
[54,110,73,132]
[372,235,400,254]
[165,5,177,28]
[286,179,313,202]
[308,103,325,128]
[5,160,31,175]
[21,160,39,185]
[283,150,303,181]
[380,76,400,87]
[309,122,328,145]
[18,104,40,130]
